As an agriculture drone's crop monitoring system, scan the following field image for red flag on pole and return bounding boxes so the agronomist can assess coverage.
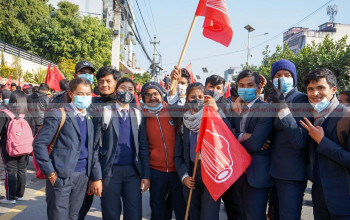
[195,0,233,47]
[130,74,134,80]
[196,107,251,201]
[225,84,230,98]
[4,75,12,90]
[185,63,194,83]
[134,92,140,107]
[45,63,51,85]
[48,66,65,92]
[136,82,142,92]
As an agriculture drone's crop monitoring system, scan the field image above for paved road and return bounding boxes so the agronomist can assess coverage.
[0,157,314,219]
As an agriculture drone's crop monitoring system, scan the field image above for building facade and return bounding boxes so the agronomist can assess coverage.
[283,22,350,54]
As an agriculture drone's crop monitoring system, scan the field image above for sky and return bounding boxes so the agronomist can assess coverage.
[48,0,350,83]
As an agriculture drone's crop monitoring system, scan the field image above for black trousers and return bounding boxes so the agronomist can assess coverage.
[101,165,142,220]
[2,147,29,200]
[149,168,186,220]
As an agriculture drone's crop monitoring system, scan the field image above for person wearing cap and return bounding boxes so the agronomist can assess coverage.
[75,61,96,85]
[51,61,95,104]
[94,77,150,220]
[22,85,32,95]
[139,82,186,220]
[269,59,311,220]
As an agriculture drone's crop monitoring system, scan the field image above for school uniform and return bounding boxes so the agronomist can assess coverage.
[307,103,350,219]
[270,87,311,219]
[174,112,231,220]
[33,104,101,220]
[95,102,150,220]
[230,98,274,220]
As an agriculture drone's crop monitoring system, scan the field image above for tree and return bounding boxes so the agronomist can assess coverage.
[251,35,350,97]
[0,0,112,69]
[123,73,150,86]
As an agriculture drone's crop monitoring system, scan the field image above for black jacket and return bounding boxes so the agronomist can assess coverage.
[28,92,50,126]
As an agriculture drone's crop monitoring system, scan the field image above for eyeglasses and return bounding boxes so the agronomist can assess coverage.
[144,92,160,98]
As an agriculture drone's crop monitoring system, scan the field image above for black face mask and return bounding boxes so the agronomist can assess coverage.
[116,90,134,104]
[188,99,204,112]
[100,93,118,103]
[204,89,222,101]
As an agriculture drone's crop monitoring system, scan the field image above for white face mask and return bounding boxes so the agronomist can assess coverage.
[177,84,187,96]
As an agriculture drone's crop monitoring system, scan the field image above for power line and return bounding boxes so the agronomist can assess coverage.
[134,0,152,42]
[146,0,159,38]
[162,0,335,66]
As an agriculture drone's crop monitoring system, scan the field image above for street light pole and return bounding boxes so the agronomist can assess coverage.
[244,25,255,66]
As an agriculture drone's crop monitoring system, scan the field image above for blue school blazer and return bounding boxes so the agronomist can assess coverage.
[33,104,102,181]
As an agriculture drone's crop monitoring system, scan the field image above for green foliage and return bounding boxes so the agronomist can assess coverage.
[0,66,17,79]
[58,58,75,80]
[0,0,112,69]
[252,35,350,96]
[23,68,47,84]
[123,73,150,86]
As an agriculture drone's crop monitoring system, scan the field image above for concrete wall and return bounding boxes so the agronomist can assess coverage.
[1,51,48,74]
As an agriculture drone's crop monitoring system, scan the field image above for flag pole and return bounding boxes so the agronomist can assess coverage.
[184,152,200,220]
[170,15,198,91]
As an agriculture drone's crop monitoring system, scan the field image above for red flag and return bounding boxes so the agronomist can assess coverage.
[160,80,164,87]
[134,92,140,107]
[130,74,134,80]
[225,84,230,98]
[45,63,51,85]
[136,82,142,92]
[196,107,251,201]
[4,75,12,90]
[195,0,233,47]
[185,63,194,83]
[49,66,66,91]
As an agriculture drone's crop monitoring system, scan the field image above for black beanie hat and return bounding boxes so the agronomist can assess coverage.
[141,82,164,101]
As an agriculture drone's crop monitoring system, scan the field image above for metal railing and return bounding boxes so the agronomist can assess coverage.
[0,40,55,66]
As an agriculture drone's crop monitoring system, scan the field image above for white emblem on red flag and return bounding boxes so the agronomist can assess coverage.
[206,0,229,16]
[201,129,233,183]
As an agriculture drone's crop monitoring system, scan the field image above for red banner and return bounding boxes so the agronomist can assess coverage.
[196,107,251,201]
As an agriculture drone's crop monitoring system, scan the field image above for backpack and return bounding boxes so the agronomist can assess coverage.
[3,109,34,157]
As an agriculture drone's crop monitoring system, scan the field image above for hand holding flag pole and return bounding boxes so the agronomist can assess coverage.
[170,15,198,91]
[170,0,233,91]
[184,152,200,220]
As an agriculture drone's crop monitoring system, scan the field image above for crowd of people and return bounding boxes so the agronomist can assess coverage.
[0,59,349,220]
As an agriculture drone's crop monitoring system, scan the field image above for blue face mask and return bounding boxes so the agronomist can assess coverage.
[4,99,9,105]
[238,88,256,103]
[73,96,92,109]
[144,102,163,111]
[311,97,330,113]
[79,74,94,85]
[273,77,294,93]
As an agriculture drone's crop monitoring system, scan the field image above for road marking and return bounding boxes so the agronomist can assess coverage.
[0,205,27,220]
[34,186,46,196]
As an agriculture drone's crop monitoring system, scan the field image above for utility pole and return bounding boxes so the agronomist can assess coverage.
[150,36,160,80]
[244,25,255,66]
[111,0,122,70]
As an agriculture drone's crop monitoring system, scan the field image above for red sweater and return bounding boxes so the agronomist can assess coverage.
[144,103,176,172]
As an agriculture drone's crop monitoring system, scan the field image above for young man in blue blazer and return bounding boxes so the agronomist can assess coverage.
[95,77,150,220]
[230,70,274,220]
[269,59,311,219]
[300,68,350,220]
